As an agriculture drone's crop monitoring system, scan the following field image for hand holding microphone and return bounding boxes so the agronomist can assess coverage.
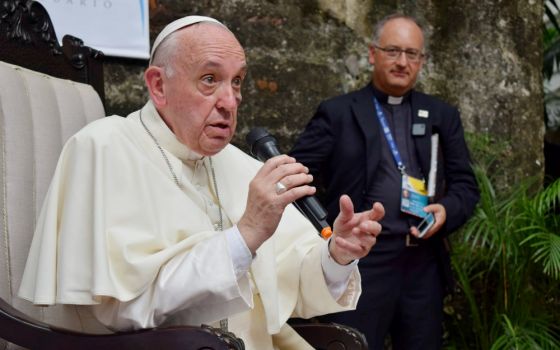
[246,127,333,239]
[237,153,317,254]
[244,127,384,263]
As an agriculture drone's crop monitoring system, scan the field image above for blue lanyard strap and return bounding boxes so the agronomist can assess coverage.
[373,97,406,174]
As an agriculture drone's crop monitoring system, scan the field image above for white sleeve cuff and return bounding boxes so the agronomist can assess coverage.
[321,238,358,300]
[224,225,253,280]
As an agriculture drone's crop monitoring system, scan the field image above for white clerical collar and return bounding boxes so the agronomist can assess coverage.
[387,96,403,105]
[140,101,204,162]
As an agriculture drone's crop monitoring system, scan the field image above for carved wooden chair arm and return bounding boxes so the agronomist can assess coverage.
[292,322,368,350]
[0,298,244,350]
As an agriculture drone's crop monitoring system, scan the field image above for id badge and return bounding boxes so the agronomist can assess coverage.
[400,174,429,218]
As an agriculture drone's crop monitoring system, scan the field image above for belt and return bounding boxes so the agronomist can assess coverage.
[405,234,420,247]
[376,233,422,247]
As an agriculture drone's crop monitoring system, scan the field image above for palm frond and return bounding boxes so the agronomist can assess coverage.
[546,2,560,33]
[544,1,560,80]
[519,178,560,279]
[522,233,560,279]
[491,314,560,350]
[450,133,560,349]
[534,177,560,215]
[549,0,560,13]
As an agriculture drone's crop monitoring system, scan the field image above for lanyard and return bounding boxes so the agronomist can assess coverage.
[373,97,406,174]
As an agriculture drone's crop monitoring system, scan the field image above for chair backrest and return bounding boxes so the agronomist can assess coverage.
[0,1,106,348]
[0,0,105,102]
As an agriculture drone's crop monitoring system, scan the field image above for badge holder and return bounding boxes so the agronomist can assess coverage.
[400,174,435,238]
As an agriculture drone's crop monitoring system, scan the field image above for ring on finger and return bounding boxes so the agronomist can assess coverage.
[275,181,287,195]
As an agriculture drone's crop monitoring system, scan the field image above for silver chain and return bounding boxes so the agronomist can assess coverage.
[139,109,228,331]
[209,157,223,231]
[139,109,180,187]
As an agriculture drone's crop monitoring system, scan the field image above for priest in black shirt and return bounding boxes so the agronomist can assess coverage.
[290,13,479,350]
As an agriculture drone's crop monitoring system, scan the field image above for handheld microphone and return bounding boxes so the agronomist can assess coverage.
[246,127,332,239]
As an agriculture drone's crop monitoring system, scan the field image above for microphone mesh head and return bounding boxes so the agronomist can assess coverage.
[246,127,276,157]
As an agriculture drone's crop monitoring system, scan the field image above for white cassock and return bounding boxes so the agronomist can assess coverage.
[18,101,362,349]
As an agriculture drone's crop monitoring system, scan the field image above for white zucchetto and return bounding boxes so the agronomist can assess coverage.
[149,15,224,63]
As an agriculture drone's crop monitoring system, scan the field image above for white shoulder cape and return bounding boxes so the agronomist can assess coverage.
[19,103,360,333]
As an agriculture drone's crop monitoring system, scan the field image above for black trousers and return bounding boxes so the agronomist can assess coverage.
[319,234,444,350]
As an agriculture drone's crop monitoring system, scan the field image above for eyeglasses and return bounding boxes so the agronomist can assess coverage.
[374,45,425,62]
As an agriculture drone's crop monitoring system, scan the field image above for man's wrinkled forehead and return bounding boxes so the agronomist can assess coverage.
[149,15,226,64]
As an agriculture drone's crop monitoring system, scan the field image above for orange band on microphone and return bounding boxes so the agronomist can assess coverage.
[320,227,332,239]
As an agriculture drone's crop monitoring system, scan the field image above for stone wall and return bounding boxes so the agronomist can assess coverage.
[104,0,544,185]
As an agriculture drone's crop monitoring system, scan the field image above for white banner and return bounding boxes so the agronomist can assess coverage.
[37,0,150,60]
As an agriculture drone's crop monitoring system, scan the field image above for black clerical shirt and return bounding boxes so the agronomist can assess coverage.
[364,85,424,235]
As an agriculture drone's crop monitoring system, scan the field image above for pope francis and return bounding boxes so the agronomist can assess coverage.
[18,15,384,349]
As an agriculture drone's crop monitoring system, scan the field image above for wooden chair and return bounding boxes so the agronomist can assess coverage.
[0,1,367,349]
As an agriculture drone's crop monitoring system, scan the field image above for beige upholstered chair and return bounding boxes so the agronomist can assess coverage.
[0,60,105,345]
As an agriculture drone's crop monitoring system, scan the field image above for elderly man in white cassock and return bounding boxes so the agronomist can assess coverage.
[18,15,385,349]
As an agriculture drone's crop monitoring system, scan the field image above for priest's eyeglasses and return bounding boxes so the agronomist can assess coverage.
[375,46,425,62]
